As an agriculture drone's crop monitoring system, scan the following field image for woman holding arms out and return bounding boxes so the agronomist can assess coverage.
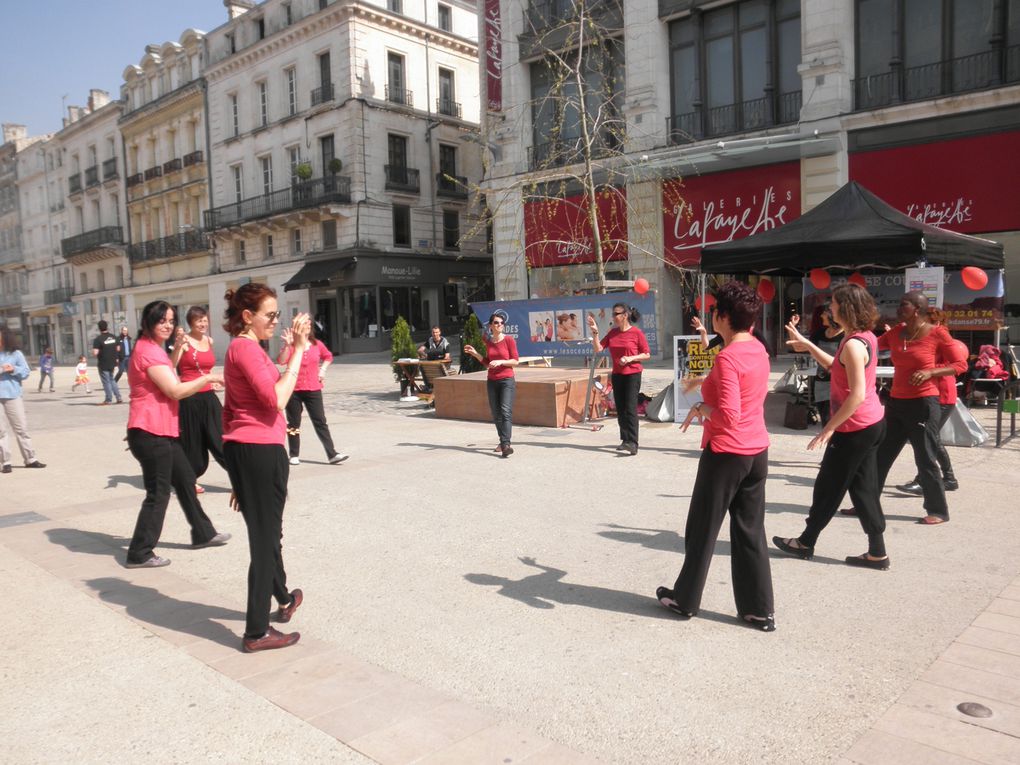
[222,284,311,652]
[587,303,651,455]
[656,281,775,631]
[463,313,519,458]
[124,302,230,568]
[772,284,890,569]
[171,307,227,494]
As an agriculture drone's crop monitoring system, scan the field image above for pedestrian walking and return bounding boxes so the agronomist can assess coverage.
[72,355,92,393]
[124,301,231,569]
[92,320,123,405]
[656,281,775,631]
[221,283,307,653]
[773,284,890,570]
[587,303,650,456]
[37,347,55,392]
[463,312,520,458]
[114,325,133,382]
[276,322,347,466]
[0,326,47,474]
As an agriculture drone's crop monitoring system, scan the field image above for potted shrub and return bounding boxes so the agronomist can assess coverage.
[459,313,486,373]
[327,158,343,175]
[390,316,418,396]
[294,162,313,181]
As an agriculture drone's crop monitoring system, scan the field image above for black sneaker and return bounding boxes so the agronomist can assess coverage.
[655,586,695,619]
[625,442,638,456]
[500,444,514,458]
[615,442,627,451]
[897,480,922,494]
[943,477,959,491]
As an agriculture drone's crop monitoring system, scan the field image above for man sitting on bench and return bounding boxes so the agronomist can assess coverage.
[418,325,451,392]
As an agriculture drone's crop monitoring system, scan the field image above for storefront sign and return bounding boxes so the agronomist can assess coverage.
[849,130,1020,234]
[380,264,424,283]
[471,292,658,358]
[524,188,628,268]
[662,162,801,267]
[673,335,721,423]
[484,0,502,112]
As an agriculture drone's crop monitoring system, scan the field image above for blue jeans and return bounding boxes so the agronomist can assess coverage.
[486,377,516,447]
[99,368,122,403]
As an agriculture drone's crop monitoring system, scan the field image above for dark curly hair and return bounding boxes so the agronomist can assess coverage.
[223,283,276,336]
[713,280,762,333]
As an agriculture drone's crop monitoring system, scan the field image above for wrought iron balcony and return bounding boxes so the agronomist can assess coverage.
[384,165,420,193]
[163,158,183,175]
[102,158,118,181]
[667,91,802,144]
[61,226,124,258]
[385,85,413,107]
[84,166,100,187]
[436,172,468,199]
[127,229,207,264]
[311,82,334,106]
[144,165,163,181]
[126,173,143,188]
[853,45,1020,111]
[183,150,204,167]
[68,173,82,194]
[44,286,74,304]
[203,175,351,230]
[436,98,461,118]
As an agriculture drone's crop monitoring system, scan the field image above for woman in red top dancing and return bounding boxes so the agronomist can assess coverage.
[463,312,519,458]
[587,303,651,456]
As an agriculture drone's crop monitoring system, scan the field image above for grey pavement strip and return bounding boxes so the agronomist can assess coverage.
[0,511,49,528]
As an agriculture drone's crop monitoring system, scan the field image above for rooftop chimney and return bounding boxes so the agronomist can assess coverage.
[224,0,255,20]
[88,89,111,111]
[64,106,84,126]
[2,124,28,143]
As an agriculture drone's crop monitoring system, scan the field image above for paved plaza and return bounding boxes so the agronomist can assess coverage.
[2,354,1019,764]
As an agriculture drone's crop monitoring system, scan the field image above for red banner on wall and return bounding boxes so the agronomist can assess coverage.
[524,188,628,268]
[662,161,801,267]
[849,130,1020,234]
[484,0,502,112]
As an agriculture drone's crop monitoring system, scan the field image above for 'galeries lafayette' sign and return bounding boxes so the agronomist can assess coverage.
[662,162,801,267]
[484,0,502,112]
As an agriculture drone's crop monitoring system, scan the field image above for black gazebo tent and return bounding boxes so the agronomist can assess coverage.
[700,181,1005,274]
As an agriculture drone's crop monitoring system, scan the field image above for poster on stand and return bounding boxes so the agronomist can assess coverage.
[673,335,721,423]
[904,267,944,308]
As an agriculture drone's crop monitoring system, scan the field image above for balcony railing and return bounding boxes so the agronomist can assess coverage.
[61,226,124,258]
[126,173,143,188]
[144,166,163,181]
[203,175,351,230]
[183,150,204,167]
[436,172,468,199]
[163,158,183,175]
[527,134,620,169]
[311,82,334,106]
[44,286,74,305]
[667,91,802,144]
[853,45,1020,110]
[437,98,462,118]
[68,173,82,194]
[127,229,207,264]
[84,166,100,187]
[384,165,421,192]
[102,158,118,181]
[385,85,413,107]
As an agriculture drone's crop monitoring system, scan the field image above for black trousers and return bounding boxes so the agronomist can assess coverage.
[224,441,293,638]
[179,390,227,479]
[672,446,774,617]
[612,371,641,446]
[285,389,337,459]
[126,428,218,564]
[487,378,516,446]
[877,396,948,519]
[799,420,887,557]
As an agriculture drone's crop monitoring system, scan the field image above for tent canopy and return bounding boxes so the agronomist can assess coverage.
[700,181,1005,275]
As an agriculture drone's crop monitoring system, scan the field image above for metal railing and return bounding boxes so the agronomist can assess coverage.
[126,173,143,188]
[183,150,204,167]
[384,165,420,192]
[102,158,118,181]
[144,165,163,181]
[436,98,461,118]
[667,91,802,143]
[436,172,468,199]
[203,175,351,230]
[68,173,82,194]
[84,166,99,187]
[61,226,124,258]
[127,229,207,264]
[44,286,74,304]
[527,134,619,169]
[385,85,413,106]
[163,158,183,175]
[311,82,334,106]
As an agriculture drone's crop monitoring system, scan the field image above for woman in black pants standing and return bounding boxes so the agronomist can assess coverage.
[463,313,519,457]
[587,303,650,455]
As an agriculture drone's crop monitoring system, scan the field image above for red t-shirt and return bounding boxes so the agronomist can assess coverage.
[599,326,650,375]
[280,339,333,392]
[485,336,518,381]
[829,332,884,433]
[699,339,770,455]
[878,324,968,399]
[176,340,216,393]
[127,337,179,437]
[937,339,968,405]
[222,338,286,446]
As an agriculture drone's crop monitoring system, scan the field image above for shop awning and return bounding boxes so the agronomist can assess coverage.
[283,257,356,291]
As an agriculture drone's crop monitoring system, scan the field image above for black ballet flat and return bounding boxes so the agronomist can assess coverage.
[740,614,776,632]
[772,536,813,560]
[845,554,890,571]
[655,586,696,619]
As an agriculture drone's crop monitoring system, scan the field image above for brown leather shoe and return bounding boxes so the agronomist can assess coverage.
[276,588,303,623]
[242,627,300,653]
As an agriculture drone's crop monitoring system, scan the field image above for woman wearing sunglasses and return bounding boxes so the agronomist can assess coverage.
[587,303,650,455]
[222,283,311,652]
[463,313,519,457]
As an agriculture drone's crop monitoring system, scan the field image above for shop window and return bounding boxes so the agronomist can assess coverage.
[380,286,423,331]
[349,286,377,338]
[393,204,411,247]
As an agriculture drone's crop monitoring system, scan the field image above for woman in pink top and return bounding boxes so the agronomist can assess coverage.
[276,322,347,466]
[587,303,651,456]
[463,312,519,457]
[656,281,775,632]
[773,284,890,570]
[171,306,226,494]
[222,283,311,653]
[125,301,230,569]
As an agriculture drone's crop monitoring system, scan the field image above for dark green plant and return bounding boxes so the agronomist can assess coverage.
[328,158,343,174]
[459,313,486,373]
[294,162,313,181]
[391,315,416,362]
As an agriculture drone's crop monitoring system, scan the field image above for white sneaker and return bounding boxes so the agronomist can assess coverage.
[289,456,300,465]
[328,453,349,464]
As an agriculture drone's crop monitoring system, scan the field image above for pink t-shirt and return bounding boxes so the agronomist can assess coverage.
[829,332,884,433]
[600,326,650,375]
[699,339,770,455]
[485,336,518,381]
[280,339,333,392]
[177,340,216,393]
[127,337,179,437]
[222,338,286,446]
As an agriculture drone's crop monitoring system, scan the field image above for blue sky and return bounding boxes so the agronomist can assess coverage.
[0,1,233,137]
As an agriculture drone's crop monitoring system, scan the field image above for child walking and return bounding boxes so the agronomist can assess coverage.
[38,348,55,392]
[72,355,92,393]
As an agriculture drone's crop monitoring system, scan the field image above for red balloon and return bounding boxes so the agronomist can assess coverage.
[961,266,988,291]
[756,279,776,302]
[848,272,866,288]
[634,277,650,295]
[694,294,716,313]
[809,268,831,290]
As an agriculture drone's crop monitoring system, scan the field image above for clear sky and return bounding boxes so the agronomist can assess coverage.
[0,1,234,137]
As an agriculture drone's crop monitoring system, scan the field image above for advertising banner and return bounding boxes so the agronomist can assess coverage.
[673,335,721,423]
[524,188,628,268]
[483,0,502,112]
[470,292,658,359]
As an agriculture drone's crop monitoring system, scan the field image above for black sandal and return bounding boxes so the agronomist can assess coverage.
[740,614,776,632]
[772,536,813,560]
[656,587,696,619]
[845,554,890,571]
